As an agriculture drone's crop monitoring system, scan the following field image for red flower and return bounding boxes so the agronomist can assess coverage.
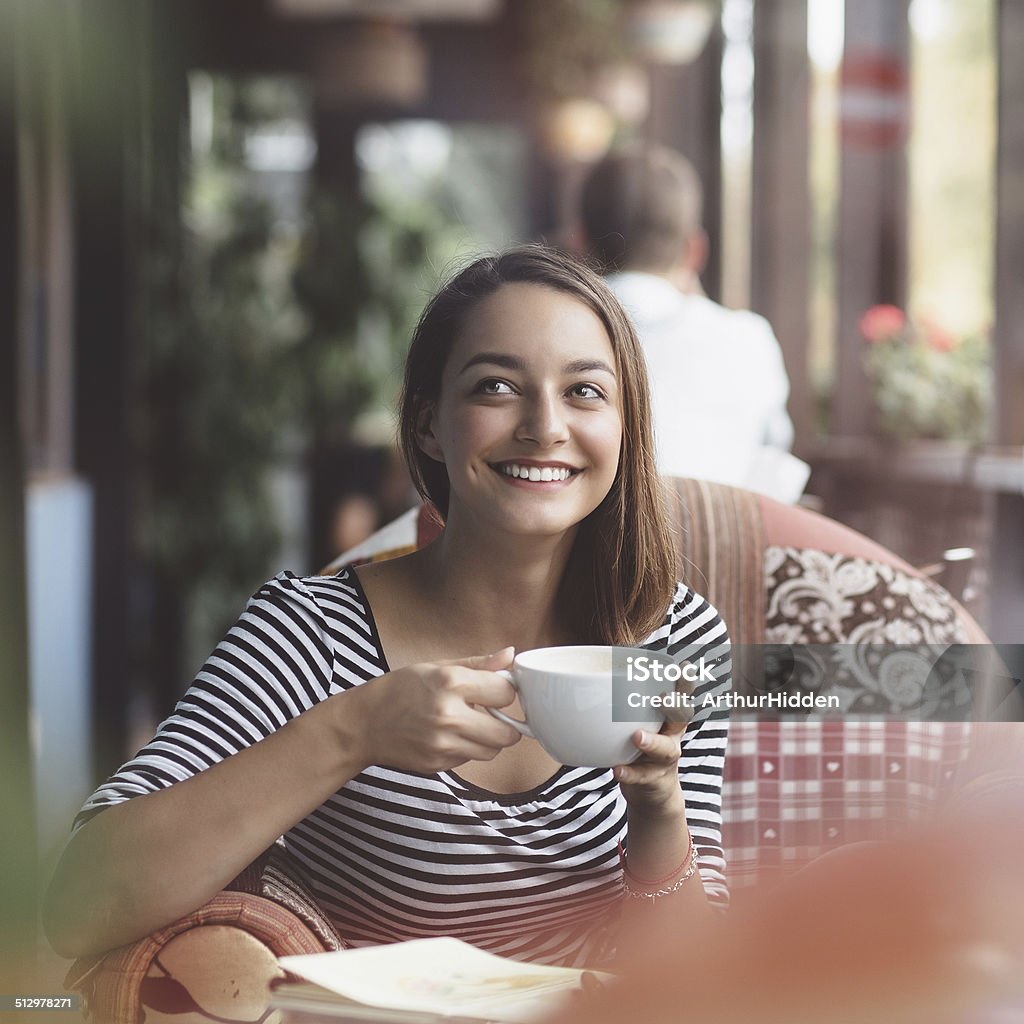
[921,317,957,353]
[859,304,906,344]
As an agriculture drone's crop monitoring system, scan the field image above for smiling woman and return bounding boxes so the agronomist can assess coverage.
[398,248,672,647]
[45,245,731,971]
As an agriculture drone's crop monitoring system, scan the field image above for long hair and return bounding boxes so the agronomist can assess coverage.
[398,244,677,646]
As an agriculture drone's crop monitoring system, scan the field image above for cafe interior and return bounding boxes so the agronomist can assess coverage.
[3,0,1024,1020]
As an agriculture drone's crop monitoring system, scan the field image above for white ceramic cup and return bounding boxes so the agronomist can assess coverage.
[487,645,679,768]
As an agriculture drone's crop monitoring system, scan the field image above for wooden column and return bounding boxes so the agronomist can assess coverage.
[989,0,1024,643]
[72,0,145,773]
[994,0,1024,449]
[648,24,725,302]
[306,105,365,573]
[135,3,194,722]
[831,0,910,437]
[750,0,811,448]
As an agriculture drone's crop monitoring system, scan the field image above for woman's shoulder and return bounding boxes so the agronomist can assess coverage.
[255,564,358,596]
[244,566,389,678]
[652,584,732,697]
[661,581,730,645]
[247,565,372,628]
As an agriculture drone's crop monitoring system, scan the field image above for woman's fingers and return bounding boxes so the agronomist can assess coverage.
[615,762,670,786]
[464,707,523,749]
[359,655,526,771]
[613,726,684,788]
[449,738,516,764]
[661,692,694,728]
[662,710,690,733]
[615,750,680,783]
[440,647,516,670]
[455,668,517,709]
[634,728,683,763]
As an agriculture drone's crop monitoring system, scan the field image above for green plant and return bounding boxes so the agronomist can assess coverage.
[291,187,378,439]
[138,77,312,690]
[860,305,991,443]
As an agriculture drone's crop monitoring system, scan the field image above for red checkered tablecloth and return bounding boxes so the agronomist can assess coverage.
[722,718,972,889]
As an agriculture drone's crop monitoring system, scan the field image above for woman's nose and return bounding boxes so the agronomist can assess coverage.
[514,393,570,447]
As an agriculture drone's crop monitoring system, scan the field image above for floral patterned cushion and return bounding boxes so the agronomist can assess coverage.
[764,547,968,646]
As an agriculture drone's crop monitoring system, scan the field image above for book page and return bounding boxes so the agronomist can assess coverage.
[278,938,597,1023]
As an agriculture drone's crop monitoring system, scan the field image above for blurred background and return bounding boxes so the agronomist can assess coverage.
[2,0,1023,978]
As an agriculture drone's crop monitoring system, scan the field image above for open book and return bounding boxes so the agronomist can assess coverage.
[272,937,609,1023]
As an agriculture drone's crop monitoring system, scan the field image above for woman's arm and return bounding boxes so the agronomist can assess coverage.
[43,686,370,957]
[44,650,518,958]
[610,587,732,955]
[612,725,715,957]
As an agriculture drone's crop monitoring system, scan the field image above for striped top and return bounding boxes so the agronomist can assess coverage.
[75,567,731,966]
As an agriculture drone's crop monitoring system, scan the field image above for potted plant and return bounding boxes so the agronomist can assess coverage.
[859,304,992,444]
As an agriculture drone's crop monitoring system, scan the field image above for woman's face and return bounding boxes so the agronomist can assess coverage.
[419,282,623,541]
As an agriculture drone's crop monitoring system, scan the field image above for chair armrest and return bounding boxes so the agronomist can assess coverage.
[65,847,345,1023]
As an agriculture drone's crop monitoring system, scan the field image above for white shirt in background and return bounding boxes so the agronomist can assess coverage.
[606,271,808,503]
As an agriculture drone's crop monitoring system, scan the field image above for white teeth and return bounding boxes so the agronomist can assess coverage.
[498,464,573,481]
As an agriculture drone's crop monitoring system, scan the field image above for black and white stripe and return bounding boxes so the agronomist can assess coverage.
[75,567,730,966]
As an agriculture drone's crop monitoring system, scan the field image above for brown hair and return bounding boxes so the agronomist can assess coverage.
[579,144,702,274]
[398,244,677,646]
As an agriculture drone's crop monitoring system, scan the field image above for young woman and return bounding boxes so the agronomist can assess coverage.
[45,246,731,967]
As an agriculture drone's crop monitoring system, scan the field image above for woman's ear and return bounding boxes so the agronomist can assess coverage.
[415,402,445,462]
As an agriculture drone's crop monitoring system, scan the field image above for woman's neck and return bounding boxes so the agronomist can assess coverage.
[411,524,579,653]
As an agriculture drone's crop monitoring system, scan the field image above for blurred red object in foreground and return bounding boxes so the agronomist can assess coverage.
[556,817,1024,1024]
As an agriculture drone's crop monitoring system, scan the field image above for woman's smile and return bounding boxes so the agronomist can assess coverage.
[489,459,582,487]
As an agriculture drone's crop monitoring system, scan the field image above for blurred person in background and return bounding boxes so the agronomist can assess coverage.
[578,143,808,503]
[320,441,418,567]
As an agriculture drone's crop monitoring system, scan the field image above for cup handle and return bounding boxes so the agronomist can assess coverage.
[487,669,536,739]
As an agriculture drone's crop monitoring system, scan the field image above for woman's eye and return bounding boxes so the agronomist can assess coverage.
[476,378,515,396]
[569,383,604,400]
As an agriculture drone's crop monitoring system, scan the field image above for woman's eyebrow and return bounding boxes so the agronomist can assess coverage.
[563,358,616,377]
[457,353,617,378]
[457,352,524,375]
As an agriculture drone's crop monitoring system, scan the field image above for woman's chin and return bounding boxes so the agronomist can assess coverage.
[469,509,584,542]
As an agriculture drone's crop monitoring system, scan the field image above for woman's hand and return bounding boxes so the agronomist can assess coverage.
[613,718,688,818]
[611,716,705,918]
[346,648,523,773]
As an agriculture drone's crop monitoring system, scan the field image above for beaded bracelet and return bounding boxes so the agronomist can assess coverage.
[621,840,700,902]
[617,839,691,885]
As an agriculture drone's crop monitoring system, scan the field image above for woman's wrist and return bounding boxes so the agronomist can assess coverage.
[624,786,687,828]
[619,833,691,885]
[621,837,699,901]
[621,792,689,878]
